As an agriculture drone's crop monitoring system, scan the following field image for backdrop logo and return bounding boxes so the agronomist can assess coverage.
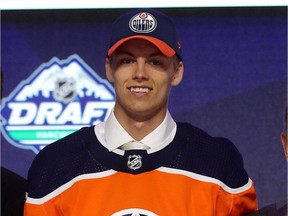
[1,54,115,154]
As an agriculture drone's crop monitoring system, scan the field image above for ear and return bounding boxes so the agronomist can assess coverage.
[281,132,288,160]
[171,61,184,86]
[105,57,114,83]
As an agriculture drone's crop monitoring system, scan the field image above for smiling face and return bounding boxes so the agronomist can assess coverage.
[106,39,183,125]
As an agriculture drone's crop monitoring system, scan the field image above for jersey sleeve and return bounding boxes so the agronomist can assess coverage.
[216,178,257,215]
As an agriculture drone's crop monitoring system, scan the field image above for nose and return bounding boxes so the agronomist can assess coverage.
[132,60,149,81]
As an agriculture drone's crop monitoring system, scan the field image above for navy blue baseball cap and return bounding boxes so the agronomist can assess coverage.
[107,8,182,60]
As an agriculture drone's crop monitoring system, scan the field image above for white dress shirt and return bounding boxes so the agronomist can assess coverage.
[94,109,177,155]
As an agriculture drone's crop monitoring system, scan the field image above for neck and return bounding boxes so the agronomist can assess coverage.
[113,107,167,141]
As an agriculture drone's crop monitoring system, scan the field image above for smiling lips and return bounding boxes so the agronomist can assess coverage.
[129,87,151,93]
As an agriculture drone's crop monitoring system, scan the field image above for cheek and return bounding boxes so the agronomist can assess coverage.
[112,71,124,83]
[158,74,175,88]
[155,78,174,96]
[112,75,127,93]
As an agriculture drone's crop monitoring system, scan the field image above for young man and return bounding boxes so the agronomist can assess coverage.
[24,9,257,215]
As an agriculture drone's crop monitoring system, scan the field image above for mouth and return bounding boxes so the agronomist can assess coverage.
[128,87,152,93]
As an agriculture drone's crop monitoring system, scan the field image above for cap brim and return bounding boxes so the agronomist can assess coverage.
[107,35,176,57]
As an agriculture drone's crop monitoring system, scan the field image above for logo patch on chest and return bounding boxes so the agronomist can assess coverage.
[127,155,142,170]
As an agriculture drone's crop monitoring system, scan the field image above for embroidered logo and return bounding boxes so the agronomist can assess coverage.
[112,208,158,216]
[129,12,157,33]
[127,155,142,170]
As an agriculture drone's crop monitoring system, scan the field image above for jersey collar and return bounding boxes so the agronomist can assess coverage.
[96,109,176,153]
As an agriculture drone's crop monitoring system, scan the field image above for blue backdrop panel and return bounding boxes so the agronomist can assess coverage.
[1,7,287,208]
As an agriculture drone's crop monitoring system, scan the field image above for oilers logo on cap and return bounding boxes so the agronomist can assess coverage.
[107,8,182,60]
[129,12,157,33]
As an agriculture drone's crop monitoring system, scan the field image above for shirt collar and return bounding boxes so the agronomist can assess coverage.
[103,110,176,152]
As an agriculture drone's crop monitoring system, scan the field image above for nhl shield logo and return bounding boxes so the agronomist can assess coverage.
[127,155,142,170]
[53,77,77,103]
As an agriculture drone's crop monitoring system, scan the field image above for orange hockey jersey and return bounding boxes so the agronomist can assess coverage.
[24,123,257,215]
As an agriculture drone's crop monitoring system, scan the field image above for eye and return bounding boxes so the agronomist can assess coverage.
[121,58,134,64]
[149,60,162,66]
[113,57,134,68]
